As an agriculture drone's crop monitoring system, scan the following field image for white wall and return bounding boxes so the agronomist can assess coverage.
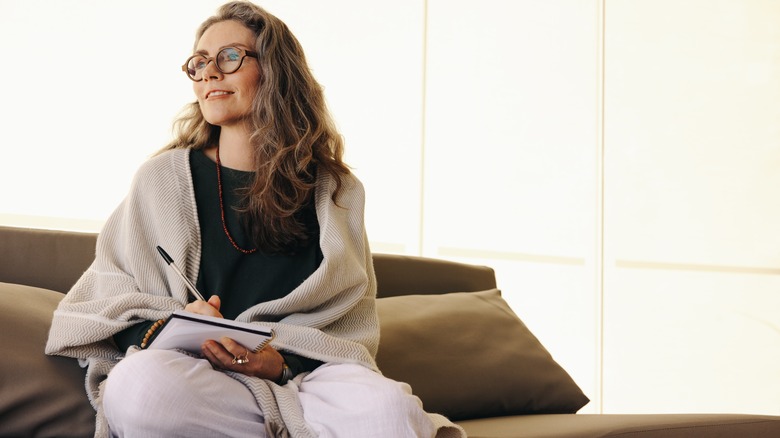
[603,0,780,414]
[1,0,778,416]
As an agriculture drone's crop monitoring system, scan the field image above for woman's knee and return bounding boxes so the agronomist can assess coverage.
[103,349,192,425]
[302,363,428,424]
[372,376,425,417]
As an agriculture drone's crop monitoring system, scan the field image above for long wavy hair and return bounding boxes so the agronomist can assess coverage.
[161,1,350,253]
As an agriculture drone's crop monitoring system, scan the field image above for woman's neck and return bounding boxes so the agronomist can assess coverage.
[208,125,255,171]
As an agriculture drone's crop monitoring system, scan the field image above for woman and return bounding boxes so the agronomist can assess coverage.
[45,2,464,437]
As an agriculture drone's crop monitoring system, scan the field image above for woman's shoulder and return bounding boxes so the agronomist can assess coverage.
[136,148,188,177]
[138,148,189,172]
[318,169,363,197]
[127,148,191,197]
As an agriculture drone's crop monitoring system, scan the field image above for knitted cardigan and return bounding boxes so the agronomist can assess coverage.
[45,149,464,437]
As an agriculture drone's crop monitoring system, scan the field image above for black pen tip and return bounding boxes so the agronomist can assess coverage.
[156,246,173,264]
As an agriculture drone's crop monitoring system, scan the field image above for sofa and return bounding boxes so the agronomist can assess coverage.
[1,224,779,438]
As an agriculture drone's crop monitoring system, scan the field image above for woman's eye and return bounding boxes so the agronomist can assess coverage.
[221,49,240,62]
[188,57,207,70]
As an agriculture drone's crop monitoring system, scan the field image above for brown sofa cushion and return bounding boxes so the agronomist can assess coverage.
[0,282,94,437]
[375,288,589,421]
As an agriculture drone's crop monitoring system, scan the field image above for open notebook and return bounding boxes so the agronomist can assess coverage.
[148,310,275,354]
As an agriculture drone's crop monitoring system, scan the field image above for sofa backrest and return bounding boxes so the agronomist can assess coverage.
[0,226,98,293]
[0,225,496,296]
[372,253,496,298]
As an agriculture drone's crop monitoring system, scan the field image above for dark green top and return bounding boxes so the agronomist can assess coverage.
[114,148,324,377]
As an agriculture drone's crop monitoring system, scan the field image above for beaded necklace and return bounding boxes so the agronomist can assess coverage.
[215,146,257,254]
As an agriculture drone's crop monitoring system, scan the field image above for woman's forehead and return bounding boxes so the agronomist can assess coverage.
[196,20,255,52]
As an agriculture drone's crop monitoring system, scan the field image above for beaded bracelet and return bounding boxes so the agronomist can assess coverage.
[140,319,166,349]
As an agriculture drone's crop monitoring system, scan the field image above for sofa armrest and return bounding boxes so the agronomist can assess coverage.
[0,226,97,293]
[372,253,496,298]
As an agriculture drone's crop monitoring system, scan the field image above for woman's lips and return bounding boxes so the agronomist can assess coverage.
[206,90,233,99]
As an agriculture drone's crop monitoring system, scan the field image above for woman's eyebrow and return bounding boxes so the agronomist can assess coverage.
[193,43,251,55]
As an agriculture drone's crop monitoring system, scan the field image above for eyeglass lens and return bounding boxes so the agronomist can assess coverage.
[186,47,244,80]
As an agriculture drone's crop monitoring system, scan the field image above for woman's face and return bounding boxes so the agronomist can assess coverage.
[193,20,260,130]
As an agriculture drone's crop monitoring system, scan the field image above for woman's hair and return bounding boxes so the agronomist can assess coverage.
[162,1,350,253]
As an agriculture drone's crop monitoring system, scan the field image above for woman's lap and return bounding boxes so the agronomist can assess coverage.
[104,350,434,438]
[103,349,265,438]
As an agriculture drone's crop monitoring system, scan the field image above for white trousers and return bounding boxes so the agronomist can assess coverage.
[103,349,436,438]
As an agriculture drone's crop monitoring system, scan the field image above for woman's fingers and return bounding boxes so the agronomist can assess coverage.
[201,337,255,372]
[200,337,283,381]
[207,295,221,310]
[184,299,223,318]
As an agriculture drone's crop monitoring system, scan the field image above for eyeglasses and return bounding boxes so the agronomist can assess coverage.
[182,47,258,82]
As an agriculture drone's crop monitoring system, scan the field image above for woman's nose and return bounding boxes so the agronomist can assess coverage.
[201,59,223,81]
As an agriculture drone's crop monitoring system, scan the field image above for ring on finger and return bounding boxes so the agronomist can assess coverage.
[232,348,250,365]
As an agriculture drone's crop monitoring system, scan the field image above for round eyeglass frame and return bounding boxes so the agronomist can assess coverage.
[181,47,259,82]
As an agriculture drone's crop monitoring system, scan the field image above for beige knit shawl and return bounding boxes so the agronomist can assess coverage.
[45,149,463,437]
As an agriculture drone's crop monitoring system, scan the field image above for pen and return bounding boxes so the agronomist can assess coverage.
[156,246,206,301]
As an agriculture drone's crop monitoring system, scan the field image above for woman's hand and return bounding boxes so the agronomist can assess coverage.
[185,296,285,380]
[185,295,223,318]
[201,336,285,381]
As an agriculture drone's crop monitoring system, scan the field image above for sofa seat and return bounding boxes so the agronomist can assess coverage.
[458,413,780,437]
